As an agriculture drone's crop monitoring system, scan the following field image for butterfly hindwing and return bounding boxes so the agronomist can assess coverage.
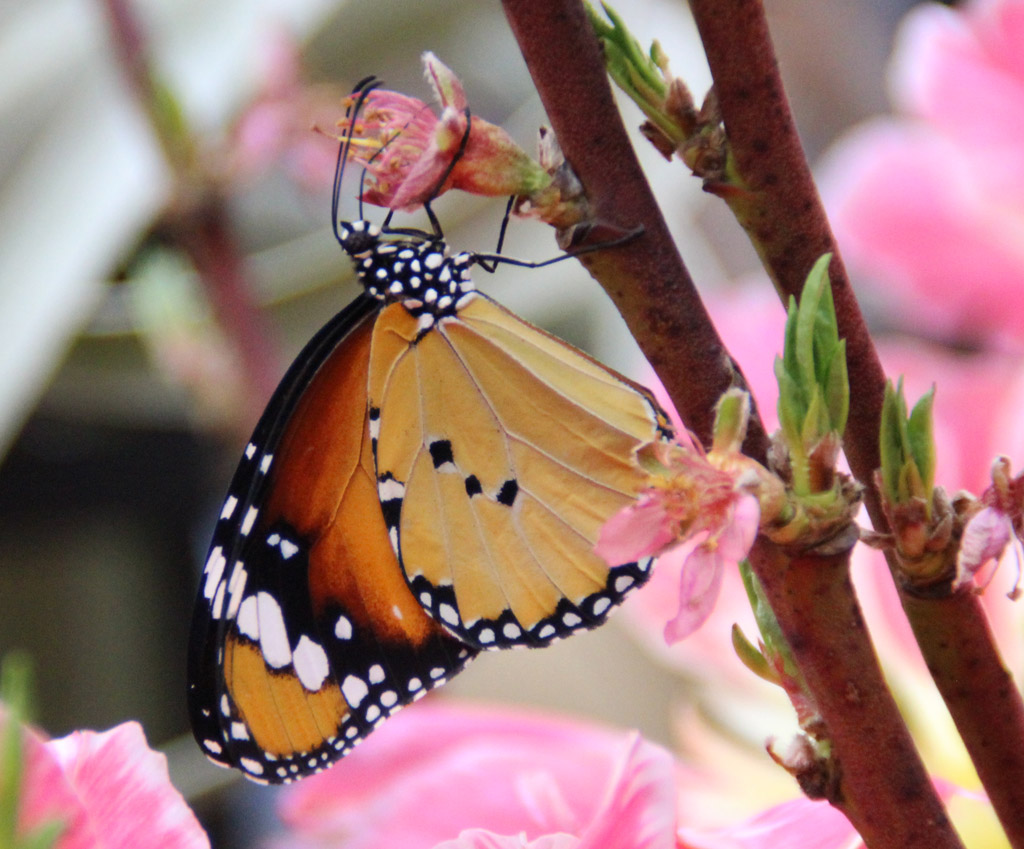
[369,293,669,651]
[188,294,475,784]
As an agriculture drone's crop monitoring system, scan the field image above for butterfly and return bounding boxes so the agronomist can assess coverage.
[187,79,673,784]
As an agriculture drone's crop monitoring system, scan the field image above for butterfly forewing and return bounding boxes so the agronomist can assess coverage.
[188,294,475,784]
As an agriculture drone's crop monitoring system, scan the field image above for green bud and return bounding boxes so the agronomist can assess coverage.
[774,255,849,495]
[585,2,684,148]
[711,388,751,454]
[879,378,936,508]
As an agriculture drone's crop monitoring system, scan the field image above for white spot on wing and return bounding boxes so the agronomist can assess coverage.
[293,635,330,691]
[259,454,273,474]
[615,575,635,593]
[502,622,522,639]
[334,615,352,640]
[563,612,582,628]
[203,547,226,599]
[203,739,223,755]
[231,722,249,740]
[378,478,405,501]
[245,443,257,460]
[240,506,259,536]
[438,603,459,626]
[237,595,260,640]
[225,561,248,620]
[342,675,369,708]
[279,538,300,559]
[220,496,238,521]
[368,664,385,684]
[211,580,227,620]
[257,592,291,668]
[240,757,264,775]
[591,597,611,616]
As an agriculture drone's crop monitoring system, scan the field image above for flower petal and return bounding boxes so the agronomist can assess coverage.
[676,796,860,849]
[956,506,1012,586]
[596,499,675,565]
[663,543,725,644]
[47,722,209,849]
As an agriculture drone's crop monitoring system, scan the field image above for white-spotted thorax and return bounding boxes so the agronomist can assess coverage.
[336,219,479,333]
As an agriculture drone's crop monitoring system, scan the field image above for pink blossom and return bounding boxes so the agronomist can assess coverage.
[274,701,905,849]
[597,428,763,645]
[4,709,209,849]
[955,457,1024,598]
[274,702,677,849]
[820,0,1024,349]
[958,504,1014,587]
[338,53,549,212]
[661,493,759,643]
[677,796,861,849]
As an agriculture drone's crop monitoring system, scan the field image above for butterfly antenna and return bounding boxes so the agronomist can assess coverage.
[418,108,474,240]
[333,77,381,244]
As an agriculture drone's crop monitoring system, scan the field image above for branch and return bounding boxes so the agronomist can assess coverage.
[100,0,280,429]
[501,1,963,847]
[686,2,1024,844]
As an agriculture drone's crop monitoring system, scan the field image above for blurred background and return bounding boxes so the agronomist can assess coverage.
[0,0,930,845]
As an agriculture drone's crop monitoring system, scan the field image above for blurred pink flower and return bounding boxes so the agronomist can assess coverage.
[227,32,343,191]
[273,701,899,849]
[274,702,677,849]
[820,0,1024,349]
[677,796,861,849]
[5,710,208,849]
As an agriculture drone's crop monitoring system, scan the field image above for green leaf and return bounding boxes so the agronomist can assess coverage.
[1,655,31,849]
[878,380,903,503]
[774,354,803,447]
[822,339,849,434]
[731,625,777,684]
[878,379,936,506]
[774,255,850,495]
[738,561,802,684]
[907,386,936,494]
[585,2,676,140]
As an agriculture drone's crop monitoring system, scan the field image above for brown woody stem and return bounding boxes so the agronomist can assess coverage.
[502,1,965,847]
[688,1,1024,845]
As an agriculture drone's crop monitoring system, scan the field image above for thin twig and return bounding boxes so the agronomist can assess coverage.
[100,0,280,428]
